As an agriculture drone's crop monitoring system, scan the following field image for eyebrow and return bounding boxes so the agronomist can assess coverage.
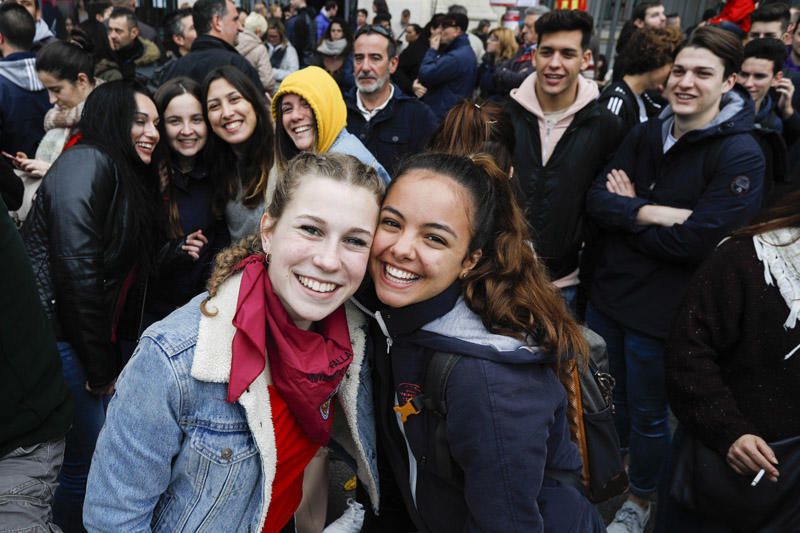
[297,214,374,237]
[382,206,458,238]
[134,111,150,119]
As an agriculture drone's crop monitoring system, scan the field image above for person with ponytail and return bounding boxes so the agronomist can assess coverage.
[354,152,603,532]
[85,153,384,532]
[22,80,161,532]
[9,29,97,222]
[146,77,230,324]
[202,65,275,241]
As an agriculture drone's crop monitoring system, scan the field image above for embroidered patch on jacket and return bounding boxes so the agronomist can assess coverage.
[397,383,422,405]
[730,175,751,195]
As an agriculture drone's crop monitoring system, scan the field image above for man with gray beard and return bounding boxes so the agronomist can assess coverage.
[345,24,437,176]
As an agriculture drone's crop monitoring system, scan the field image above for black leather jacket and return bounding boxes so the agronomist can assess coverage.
[23,145,140,388]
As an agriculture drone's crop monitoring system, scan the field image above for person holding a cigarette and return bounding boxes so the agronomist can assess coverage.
[661,190,800,530]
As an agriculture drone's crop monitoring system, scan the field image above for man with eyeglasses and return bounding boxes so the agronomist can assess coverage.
[345,25,437,176]
[414,12,476,122]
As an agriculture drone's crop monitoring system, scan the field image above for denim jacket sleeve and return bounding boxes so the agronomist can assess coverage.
[84,336,185,531]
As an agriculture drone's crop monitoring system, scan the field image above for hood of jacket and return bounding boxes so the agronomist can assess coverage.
[417,296,555,365]
[272,65,346,153]
[135,37,161,65]
[510,72,599,121]
[236,29,263,56]
[354,281,555,367]
[0,52,44,91]
[34,19,54,42]
[657,83,755,144]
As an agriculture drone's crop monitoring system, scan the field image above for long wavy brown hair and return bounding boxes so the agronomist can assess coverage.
[201,152,384,316]
[391,153,588,367]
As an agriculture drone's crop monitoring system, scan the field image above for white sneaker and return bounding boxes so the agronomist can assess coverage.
[323,498,365,533]
[606,500,651,533]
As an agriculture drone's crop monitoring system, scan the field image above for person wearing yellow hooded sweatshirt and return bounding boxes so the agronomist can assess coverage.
[272,65,391,185]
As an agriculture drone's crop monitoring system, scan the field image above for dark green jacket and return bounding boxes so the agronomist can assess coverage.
[0,197,71,457]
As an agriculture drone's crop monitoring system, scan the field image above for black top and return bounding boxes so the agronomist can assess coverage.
[666,236,800,456]
[161,34,264,92]
[1,197,72,456]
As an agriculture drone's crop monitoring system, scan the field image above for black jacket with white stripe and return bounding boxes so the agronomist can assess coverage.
[597,81,641,135]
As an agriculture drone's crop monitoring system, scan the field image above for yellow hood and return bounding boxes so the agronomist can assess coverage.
[271,66,346,153]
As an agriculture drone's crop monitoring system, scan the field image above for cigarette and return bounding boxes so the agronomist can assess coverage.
[751,468,766,486]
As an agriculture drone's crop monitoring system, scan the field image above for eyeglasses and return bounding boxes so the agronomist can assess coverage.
[354,24,393,40]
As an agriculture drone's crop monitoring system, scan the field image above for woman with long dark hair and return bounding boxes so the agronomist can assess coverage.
[22,80,161,532]
[85,153,384,532]
[660,191,800,530]
[356,152,603,532]
[10,30,99,223]
[202,65,275,241]
[146,77,230,324]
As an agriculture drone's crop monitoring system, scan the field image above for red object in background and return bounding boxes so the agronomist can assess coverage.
[708,0,757,33]
[556,0,587,10]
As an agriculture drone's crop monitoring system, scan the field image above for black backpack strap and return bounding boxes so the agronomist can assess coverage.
[423,351,462,482]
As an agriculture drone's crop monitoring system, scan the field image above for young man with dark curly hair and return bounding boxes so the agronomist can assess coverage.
[598,27,681,134]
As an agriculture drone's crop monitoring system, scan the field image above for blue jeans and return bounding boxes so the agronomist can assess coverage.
[585,304,670,498]
[53,342,110,533]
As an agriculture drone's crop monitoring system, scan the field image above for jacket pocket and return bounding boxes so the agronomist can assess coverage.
[377,128,411,147]
[175,422,261,532]
[188,422,258,465]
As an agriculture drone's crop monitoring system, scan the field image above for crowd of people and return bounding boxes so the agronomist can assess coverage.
[1,0,800,532]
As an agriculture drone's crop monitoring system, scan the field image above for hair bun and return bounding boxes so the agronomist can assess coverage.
[67,28,94,54]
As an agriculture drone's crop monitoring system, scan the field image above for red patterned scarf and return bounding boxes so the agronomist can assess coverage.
[227,254,354,445]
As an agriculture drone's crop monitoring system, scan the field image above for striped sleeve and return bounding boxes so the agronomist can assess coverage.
[605,96,624,117]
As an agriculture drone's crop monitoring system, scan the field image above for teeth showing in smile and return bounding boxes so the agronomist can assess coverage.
[293,125,312,134]
[297,274,337,293]
[385,264,420,282]
[136,142,154,151]
[224,120,242,131]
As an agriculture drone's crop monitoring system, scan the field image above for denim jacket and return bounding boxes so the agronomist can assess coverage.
[84,272,379,532]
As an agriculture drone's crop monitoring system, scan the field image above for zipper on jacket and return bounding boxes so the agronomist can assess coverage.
[374,310,394,355]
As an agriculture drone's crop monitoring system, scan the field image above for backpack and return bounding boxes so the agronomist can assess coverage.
[397,326,627,503]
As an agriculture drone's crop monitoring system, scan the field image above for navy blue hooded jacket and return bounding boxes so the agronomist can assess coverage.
[355,283,603,533]
[344,85,438,176]
[418,34,477,122]
[0,52,50,157]
[586,86,765,339]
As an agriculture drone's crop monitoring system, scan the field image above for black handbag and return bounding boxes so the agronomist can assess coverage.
[669,427,800,532]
